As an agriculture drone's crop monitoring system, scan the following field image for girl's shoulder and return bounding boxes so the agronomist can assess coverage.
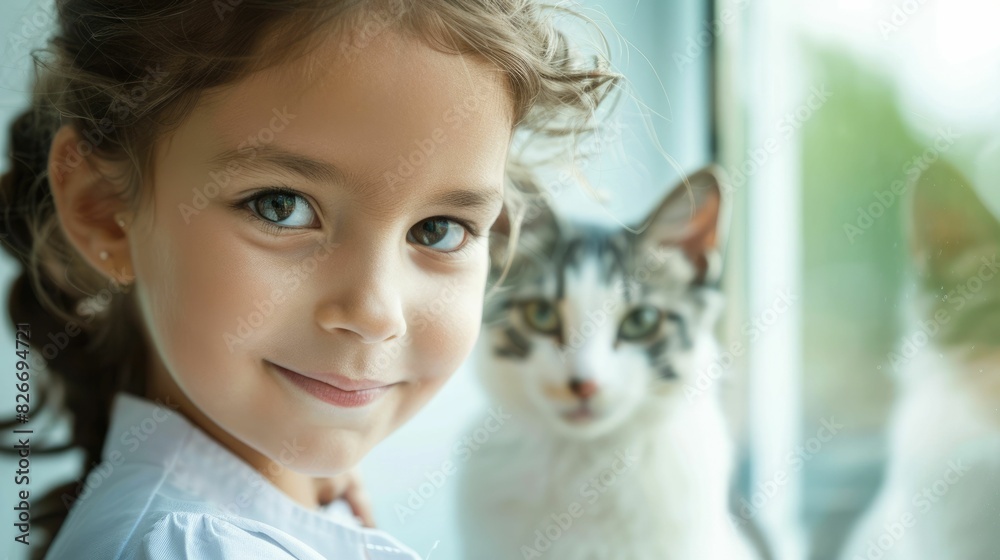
[48,485,421,560]
[45,392,423,559]
[135,511,326,559]
[43,477,309,560]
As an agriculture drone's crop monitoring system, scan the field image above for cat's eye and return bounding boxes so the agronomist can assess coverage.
[521,300,560,335]
[618,305,662,341]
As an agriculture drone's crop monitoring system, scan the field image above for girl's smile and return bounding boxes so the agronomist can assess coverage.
[268,361,401,408]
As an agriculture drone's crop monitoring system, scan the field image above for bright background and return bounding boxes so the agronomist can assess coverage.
[3,1,1000,560]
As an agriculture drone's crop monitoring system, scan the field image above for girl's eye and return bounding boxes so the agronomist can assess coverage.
[522,299,560,335]
[407,218,470,253]
[247,191,317,228]
[618,305,662,341]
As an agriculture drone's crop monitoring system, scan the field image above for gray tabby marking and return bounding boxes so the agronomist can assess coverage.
[494,325,533,359]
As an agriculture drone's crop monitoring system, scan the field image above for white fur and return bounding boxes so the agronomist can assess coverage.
[839,344,1000,560]
[457,287,759,559]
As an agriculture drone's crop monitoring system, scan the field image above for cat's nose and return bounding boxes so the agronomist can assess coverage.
[568,378,598,399]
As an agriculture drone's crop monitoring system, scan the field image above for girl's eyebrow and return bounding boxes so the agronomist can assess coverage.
[431,187,504,215]
[207,144,344,185]
[206,144,504,212]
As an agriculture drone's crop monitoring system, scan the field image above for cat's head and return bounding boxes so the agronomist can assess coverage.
[475,167,726,439]
[906,158,1000,353]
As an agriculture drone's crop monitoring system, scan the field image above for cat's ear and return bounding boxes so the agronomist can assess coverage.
[907,159,1000,282]
[486,171,561,290]
[636,165,723,283]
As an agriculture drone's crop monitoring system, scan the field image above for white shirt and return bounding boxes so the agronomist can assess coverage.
[45,392,423,559]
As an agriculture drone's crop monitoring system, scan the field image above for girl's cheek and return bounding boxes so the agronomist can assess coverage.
[138,224,259,373]
[425,284,485,372]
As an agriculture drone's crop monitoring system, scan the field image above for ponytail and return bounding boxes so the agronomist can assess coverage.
[1,100,148,560]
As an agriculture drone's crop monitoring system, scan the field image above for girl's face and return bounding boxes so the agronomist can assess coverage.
[128,29,511,478]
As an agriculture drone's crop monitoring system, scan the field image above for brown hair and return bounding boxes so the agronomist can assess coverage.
[0,0,618,556]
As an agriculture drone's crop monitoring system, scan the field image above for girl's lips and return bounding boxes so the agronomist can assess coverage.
[269,362,396,408]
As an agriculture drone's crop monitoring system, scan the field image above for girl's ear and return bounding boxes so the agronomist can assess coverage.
[48,124,135,287]
[906,158,1000,283]
[636,165,723,283]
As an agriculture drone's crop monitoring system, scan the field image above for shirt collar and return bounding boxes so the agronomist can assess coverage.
[102,391,421,558]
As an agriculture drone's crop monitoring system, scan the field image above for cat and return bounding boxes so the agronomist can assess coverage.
[838,158,1000,560]
[456,166,761,560]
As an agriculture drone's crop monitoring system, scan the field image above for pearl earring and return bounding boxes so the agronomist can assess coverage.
[99,250,109,261]
[116,218,126,228]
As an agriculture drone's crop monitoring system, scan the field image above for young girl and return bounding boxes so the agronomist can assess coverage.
[0,1,617,558]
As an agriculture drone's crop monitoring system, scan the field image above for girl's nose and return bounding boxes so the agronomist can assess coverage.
[315,271,407,344]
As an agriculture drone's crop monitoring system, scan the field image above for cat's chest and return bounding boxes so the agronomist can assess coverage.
[465,418,714,513]
[468,429,595,501]
[892,364,1000,465]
